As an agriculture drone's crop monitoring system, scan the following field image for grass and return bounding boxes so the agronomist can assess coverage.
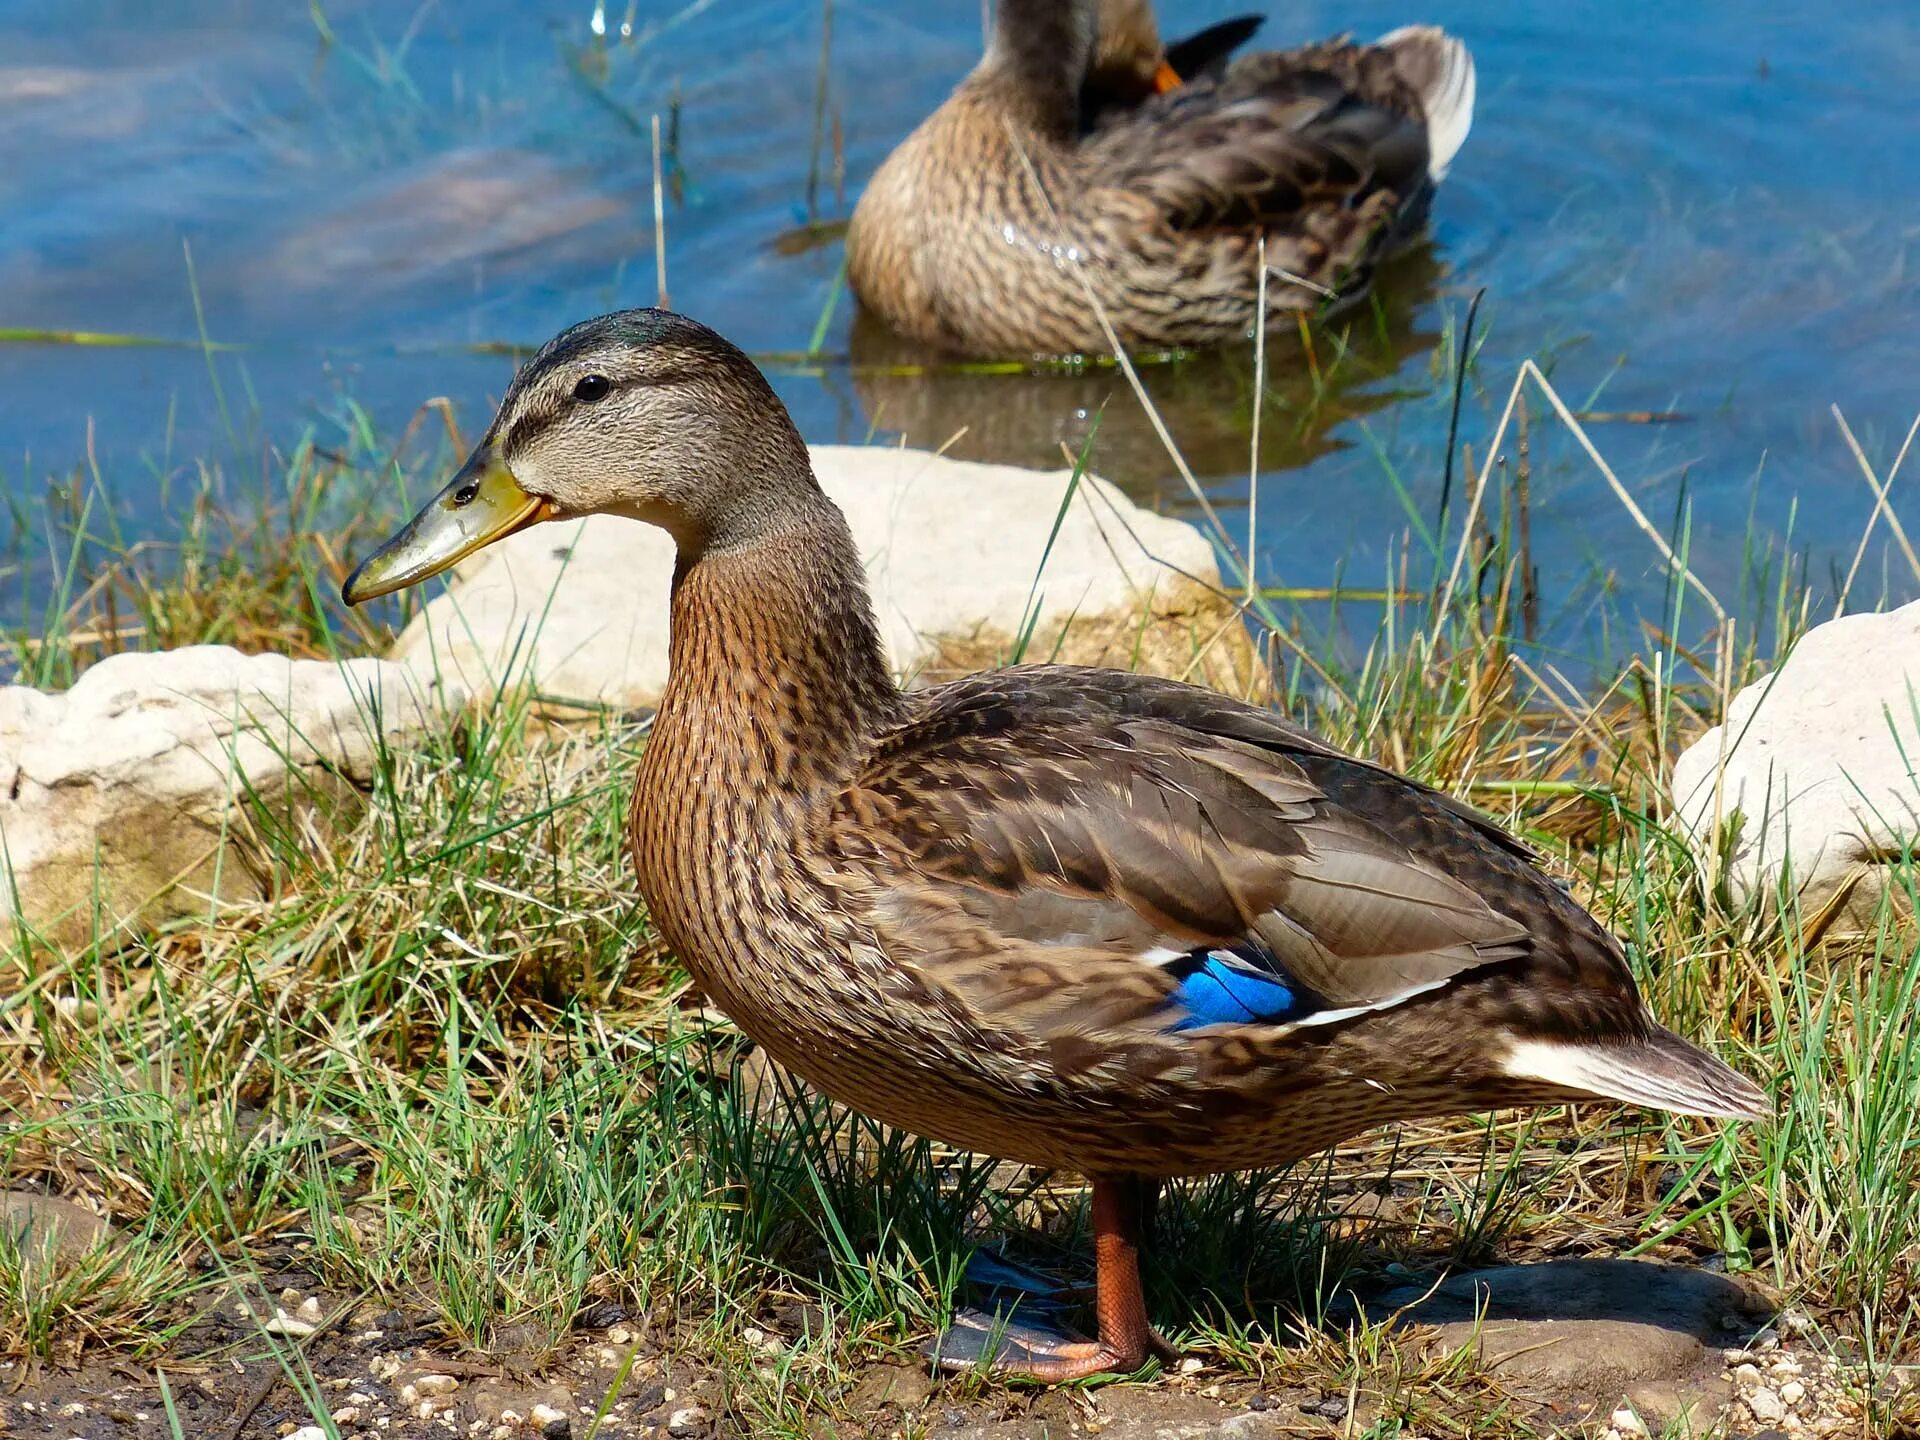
[3,342,1920,1435]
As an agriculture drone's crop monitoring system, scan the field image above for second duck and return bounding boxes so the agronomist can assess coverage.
[847,0,1475,356]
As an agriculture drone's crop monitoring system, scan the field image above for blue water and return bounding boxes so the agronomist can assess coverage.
[4,0,1918,659]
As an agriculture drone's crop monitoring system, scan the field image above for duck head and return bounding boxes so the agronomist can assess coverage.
[341,308,811,604]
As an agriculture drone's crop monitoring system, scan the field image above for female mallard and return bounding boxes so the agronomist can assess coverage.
[343,310,1765,1383]
[846,0,1476,356]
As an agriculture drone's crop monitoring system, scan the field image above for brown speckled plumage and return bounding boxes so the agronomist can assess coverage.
[847,0,1477,356]
[349,309,1766,1381]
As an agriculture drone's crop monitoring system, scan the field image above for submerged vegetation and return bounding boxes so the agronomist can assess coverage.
[3,303,1920,1435]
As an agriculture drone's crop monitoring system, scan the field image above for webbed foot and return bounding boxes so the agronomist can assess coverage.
[926,1305,1160,1382]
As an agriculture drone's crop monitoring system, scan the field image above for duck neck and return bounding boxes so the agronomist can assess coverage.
[643,490,903,819]
[977,0,1099,135]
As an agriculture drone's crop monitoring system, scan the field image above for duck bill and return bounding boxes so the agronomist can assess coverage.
[1151,59,1182,92]
[341,448,555,605]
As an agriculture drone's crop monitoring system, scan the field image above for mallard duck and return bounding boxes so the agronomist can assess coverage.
[846,0,1476,356]
[343,309,1766,1382]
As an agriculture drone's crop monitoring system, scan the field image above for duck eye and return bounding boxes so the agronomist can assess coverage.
[452,481,478,506]
[573,374,612,403]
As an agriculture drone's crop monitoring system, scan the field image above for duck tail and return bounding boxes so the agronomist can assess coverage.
[1376,25,1476,182]
[1501,1024,1769,1122]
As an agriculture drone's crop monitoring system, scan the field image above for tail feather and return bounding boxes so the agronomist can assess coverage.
[1502,1026,1769,1122]
[1376,25,1476,181]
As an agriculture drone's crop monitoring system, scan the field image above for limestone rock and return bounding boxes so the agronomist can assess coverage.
[0,1191,114,1277]
[0,645,460,949]
[1671,601,1920,930]
[387,445,1261,712]
[1380,1258,1767,1396]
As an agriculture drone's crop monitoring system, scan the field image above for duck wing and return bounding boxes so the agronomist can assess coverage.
[1075,29,1473,313]
[822,667,1765,1123]
[1162,15,1267,83]
[825,666,1604,1042]
[1082,44,1434,240]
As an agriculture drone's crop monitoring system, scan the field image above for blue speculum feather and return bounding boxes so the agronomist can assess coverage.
[1165,947,1309,1030]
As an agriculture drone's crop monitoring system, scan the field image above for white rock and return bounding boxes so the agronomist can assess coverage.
[263,1307,318,1338]
[1609,1406,1648,1435]
[287,1427,329,1440]
[1748,1387,1787,1423]
[0,646,460,949]
[530,1403,569,1426]
[412,1374,458,1397]
[388,445,1258,714]
[1780,1380,1806,1405]
[1672,601,1920,930]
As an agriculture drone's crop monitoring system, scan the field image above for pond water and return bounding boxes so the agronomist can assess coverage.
[4,0,1918,665]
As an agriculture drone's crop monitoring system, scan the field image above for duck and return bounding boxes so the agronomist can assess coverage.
[846,0,1476,357]
[342,309,1766,1383]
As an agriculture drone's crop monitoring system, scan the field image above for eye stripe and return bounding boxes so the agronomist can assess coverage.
[496,368,685,458]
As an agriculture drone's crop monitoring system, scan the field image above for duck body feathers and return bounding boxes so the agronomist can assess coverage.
[630,509,1762,1178]
[847,8,1475,356]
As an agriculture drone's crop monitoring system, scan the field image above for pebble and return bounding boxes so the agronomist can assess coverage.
[1735,1364,1763,1386]
[263,1306,317,1338]
[1748,1388,1787,1423]
[531,1402,571,1437]
[1780,1380,1806,1405]
[668,1404,710,1435]
[1609,1406,1648,1435]
[333,1409,361,1426]
[414,1374,459,1397]
[1177,1357,1204,1374]
[287,1428,328,1440]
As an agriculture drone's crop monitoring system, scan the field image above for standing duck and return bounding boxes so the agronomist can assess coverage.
[846,0,1476,356]
[343,310,1765,1383]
